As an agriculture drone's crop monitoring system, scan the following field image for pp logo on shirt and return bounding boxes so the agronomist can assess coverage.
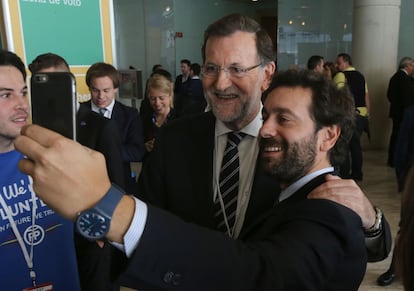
[23,225,45,245]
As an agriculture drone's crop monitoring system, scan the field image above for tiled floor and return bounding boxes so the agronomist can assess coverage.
[121,150,404,291]
[358,150,403,290]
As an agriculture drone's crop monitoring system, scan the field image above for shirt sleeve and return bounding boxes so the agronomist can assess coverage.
[110,196,148,257]
[334,72,346,88]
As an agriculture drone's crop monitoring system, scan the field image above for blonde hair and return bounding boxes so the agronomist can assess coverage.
[147,73,174,107]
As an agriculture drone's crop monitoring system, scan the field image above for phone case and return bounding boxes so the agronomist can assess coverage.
[30,72,77,140]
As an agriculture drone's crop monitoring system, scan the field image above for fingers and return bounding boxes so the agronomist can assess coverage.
[324,174,340,181]
[14,134,48,167]
[15,125,64,162]
[18,156,35,177]
[308,175,359,199]
[21,124,63,147]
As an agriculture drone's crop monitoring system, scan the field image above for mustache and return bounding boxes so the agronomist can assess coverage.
[11,108,29,117]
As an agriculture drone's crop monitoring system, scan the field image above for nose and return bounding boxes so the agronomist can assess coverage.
[259,117,276,139]
[154,98,161,106]
[214,69,232,91]
[16,94,29,111]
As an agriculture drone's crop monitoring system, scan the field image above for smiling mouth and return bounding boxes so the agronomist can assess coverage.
[12,115,28,123]
[215,93,237,99]
[263,146,282,152]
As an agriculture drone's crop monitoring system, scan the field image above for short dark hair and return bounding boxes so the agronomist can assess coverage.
[337,53,352,66]
[151,68,173,82]
[180,59,191,67]
[201,14,275,66]
[263,70,355,166]
[307,55,324,70]
[190,63,201,76]
[152,64,163,72]
[86,62,119,88]
[28,53,70,73]
[0,49,26,80]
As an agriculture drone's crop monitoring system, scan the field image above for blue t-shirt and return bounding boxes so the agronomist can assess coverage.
[0,150,80,291]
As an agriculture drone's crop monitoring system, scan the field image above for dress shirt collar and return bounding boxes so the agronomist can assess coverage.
[278,167,334,203]
[91,98,115,118]
[215,104,263,137]
[401,68,409,75]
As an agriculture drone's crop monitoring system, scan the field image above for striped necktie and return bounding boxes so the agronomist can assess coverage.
[98,107,107,117]
[215,131,246,236]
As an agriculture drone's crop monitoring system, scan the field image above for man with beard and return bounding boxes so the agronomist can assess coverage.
[15,69,367,290]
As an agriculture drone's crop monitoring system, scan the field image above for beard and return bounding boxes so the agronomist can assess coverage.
[260,134,318,185]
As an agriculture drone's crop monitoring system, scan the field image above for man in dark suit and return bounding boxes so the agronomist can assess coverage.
[173,59,192,115]
[386,57,414,167]
[377,57,414,286]
[179,62,206,116]
[29,53,125,291]
[17,69,369,290]
[174,59,191,96]
[138,13,389,258]
[83,62,145,195]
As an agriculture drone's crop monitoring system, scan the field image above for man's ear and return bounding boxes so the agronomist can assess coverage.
[319,125,340,152]
[261,61,276,92]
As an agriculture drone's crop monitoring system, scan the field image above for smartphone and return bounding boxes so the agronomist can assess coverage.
[31,72,77,140]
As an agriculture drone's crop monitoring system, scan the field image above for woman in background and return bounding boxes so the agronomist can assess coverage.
[141,72,176,158]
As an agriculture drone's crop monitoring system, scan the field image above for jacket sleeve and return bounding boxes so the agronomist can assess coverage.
[365,214,392,262]
[121,107,146,162]
[117,200,366,291]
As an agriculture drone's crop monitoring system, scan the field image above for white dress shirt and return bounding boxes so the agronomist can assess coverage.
[213,109,262,238]
[91,99,115,118]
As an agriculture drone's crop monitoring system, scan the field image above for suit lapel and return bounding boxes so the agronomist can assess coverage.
[239,173,329,239]
[238,161,279,237]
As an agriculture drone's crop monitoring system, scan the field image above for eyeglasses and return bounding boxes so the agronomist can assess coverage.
[201,63,262,78]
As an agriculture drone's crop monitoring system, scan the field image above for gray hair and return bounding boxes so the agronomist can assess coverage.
[399,57,414,69]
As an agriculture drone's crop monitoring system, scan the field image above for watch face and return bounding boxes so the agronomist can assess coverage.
[76,211,109,240]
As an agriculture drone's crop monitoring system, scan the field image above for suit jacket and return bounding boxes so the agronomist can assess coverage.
[387,69,414,119]
[121,174,367,291]
[138,111,278,231]
[81,100,145,194]
[174,74,191,96]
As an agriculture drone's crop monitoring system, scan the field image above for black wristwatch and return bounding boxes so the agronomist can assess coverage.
[364,206,383,237]
[76,184,124,240]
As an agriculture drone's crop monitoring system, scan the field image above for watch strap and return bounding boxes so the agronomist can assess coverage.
[93,183,124,220]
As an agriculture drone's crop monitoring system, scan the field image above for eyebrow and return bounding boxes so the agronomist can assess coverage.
[0,85,28,92]
[91,87,112,90]
[265,107,296,116]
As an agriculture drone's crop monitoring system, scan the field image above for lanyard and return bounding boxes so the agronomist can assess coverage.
[0,176,38,287]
